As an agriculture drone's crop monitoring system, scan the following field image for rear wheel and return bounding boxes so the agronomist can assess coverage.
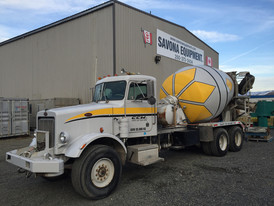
[228,126,243,152]
[71,145,122,199]
[210,128,229,157]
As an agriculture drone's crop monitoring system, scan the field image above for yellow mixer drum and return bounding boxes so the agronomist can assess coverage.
[160,65,234,123]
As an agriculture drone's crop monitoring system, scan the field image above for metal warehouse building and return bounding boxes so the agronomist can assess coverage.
[0,0,218,104]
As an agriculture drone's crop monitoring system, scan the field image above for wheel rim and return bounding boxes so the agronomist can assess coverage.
[219,134,228,151]
[91,158,114,188]
[235,132,242,147]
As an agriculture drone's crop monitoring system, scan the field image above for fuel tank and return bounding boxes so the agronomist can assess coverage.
[159,65,235,123]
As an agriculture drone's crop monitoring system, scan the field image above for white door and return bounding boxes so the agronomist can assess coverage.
[125,81,156,137]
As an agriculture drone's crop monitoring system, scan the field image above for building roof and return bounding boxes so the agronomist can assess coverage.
[0,0,218,54]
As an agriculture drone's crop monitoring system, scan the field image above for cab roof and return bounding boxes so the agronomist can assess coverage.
[96,75,156,85]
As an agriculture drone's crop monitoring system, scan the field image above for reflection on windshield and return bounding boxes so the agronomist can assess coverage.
[93,81,126,102]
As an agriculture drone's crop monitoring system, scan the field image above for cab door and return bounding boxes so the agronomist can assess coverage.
[125,81,156,137]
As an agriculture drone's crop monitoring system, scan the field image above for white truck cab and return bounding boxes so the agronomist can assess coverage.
[6,74,161,199]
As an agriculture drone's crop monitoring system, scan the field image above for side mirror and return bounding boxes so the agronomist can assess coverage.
[148,96,156,105]
[147,80,155,98]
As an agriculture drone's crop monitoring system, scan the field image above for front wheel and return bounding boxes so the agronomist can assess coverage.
[210,128,229,157]
[71,145,122,199]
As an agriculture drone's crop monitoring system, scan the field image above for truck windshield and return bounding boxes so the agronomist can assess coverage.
[93,81,127,102]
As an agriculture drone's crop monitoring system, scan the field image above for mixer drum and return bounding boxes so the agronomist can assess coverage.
[160,65,234,123]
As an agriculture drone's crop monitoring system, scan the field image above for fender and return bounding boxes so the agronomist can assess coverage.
[65,133,127,160]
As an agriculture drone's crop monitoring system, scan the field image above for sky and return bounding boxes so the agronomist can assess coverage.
[0,0,274,92]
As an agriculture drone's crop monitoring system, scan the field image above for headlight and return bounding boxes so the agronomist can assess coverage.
[59,132,70,144]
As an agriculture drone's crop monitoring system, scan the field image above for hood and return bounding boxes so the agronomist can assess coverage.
[37,102,122,124]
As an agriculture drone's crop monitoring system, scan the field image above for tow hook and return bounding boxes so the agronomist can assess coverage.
[26,171,32,178]
[17,168,33,178]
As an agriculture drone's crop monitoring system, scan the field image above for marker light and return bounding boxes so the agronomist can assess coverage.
[100,127,104,133]
[81,144,87,150]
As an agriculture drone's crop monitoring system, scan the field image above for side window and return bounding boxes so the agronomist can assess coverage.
[128,82,147,100]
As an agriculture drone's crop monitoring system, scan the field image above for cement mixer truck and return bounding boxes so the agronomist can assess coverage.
[6,65,254,199]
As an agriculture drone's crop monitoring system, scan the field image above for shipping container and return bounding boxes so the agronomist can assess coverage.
[0,99,11,136]
[0,98,29,138]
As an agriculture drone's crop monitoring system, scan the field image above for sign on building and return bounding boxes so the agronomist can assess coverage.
[157,29,204,66]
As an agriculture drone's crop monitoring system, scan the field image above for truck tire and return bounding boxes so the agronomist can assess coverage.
[210,128,229,157]
[201,142,212,155]
[71,145,122,199]
[228,126,243,152]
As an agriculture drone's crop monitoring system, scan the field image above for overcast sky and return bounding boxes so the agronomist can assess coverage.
[0,0,274,91]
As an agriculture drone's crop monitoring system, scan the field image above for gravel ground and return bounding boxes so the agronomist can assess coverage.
[0,130,273,206]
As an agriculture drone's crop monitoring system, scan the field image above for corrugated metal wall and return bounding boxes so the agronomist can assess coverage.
[0,6,113,103]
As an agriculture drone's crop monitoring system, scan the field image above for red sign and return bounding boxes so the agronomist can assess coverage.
[143,30,152,45]
[206,56,212,67]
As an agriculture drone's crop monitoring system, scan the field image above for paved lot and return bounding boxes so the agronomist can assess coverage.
[1,131,273,206]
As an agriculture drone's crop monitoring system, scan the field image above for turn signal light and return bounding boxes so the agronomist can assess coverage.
[81,144,86,150]
[100,127,104,133]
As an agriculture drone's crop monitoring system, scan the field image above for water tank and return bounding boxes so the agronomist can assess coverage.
[160,65,234,123]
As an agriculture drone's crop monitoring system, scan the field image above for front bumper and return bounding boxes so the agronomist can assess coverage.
[6,149,64,174]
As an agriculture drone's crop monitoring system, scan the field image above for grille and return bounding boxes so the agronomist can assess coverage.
[38,117,55,148]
